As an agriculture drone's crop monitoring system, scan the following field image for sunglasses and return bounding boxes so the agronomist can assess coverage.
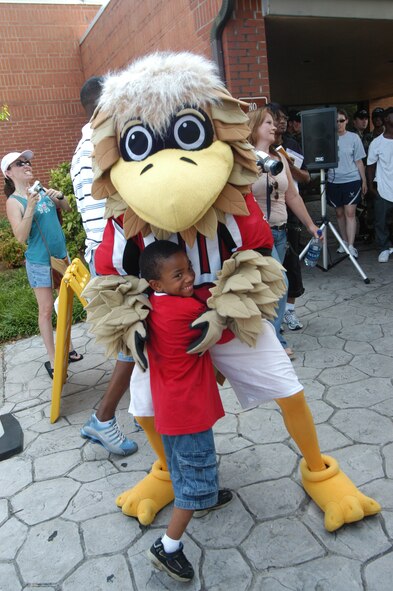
[337,119,346,123]
[7,160,32,171]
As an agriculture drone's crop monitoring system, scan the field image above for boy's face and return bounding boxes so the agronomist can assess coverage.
[150,251,195,297]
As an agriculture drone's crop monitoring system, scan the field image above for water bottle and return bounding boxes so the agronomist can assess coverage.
[304,230,323,267]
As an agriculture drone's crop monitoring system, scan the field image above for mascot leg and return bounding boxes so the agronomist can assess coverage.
[276,391,381,531]
[116,416,174,525]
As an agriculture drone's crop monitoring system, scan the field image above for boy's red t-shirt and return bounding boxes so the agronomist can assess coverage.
[147,293,225,436]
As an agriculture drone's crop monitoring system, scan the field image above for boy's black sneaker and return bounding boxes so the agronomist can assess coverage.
[193,488,233,518]
[148,537,194,583]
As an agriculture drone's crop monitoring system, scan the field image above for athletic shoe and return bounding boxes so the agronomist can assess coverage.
[348,245,358,258]
[378,249,392,263]
[193,488,233,518]
[283,309,303,331]
[80,414,138,456]
[336,241,348,254]
[148,537,194,582]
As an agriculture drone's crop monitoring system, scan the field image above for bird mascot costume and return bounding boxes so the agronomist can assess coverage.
[83,51,380,532]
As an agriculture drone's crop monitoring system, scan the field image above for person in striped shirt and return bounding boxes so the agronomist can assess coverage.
[71,76,107,277]
[72,76,138,457]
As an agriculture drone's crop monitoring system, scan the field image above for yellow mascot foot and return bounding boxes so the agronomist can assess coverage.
[300,454,381,532]
[116,460,174,525]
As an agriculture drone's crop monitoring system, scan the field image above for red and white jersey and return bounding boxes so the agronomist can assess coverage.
[95,192,273,285]
[95,214,128,276]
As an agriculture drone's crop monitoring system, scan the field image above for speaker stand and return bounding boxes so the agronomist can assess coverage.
[299,169,370,284]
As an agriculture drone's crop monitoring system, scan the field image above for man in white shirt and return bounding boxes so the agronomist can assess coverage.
[367,107,393,263]
[71,77,137,456]
[71,77,107,275]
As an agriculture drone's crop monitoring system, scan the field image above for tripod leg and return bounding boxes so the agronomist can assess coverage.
[321,224,329,271]
[327,221,370,283]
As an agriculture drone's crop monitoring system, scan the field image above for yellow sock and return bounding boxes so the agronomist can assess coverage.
[276,391,325,471]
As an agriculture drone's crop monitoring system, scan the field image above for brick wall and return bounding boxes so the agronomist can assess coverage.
[79,0,269,102]
[224,0,270,102]
[0,2,100,215]
[0,0,270,218]
[80,0,222,76]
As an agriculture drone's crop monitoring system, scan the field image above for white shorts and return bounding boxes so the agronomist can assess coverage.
[129,319,302,417]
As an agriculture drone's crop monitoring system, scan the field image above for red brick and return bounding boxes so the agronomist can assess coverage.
[0,3,98,216]
[0,0,273,218]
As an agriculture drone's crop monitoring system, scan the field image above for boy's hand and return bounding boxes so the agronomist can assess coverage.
[187,310,226,355]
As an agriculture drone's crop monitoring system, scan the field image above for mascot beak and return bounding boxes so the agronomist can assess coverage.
[110,140,234,233]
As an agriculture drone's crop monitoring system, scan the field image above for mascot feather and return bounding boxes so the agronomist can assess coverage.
[83,51,380,531]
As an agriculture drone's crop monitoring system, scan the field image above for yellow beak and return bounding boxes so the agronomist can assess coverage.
[110,141,233,233]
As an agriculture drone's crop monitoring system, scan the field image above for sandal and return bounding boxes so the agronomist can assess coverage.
[284,347,296,361]
[44,361,54,379]
[68,350,84,363]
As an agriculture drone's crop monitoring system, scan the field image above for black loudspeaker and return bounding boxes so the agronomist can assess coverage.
[300,107,338,170]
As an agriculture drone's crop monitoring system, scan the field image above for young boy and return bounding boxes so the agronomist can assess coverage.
[139,240,232,583]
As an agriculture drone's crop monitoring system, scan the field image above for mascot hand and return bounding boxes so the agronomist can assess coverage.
[126,320,148,371]
[83,275,151,362]
[187,309,226,355]
[300,455,381,532]
[204,250,287,347]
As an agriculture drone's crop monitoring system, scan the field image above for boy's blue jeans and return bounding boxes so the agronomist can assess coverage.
[162,429,218,510]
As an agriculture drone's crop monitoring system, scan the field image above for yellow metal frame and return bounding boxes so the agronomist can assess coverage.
[50,258,90,423]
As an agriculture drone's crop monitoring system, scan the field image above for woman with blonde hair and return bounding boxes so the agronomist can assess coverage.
[248,107,320,358]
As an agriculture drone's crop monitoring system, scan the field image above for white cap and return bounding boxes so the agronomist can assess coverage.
[1,150,34,177]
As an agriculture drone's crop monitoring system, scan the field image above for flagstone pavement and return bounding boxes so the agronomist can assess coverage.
[1,240,393,591]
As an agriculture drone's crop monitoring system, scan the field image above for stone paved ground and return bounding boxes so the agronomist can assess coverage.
[1,238,393,591]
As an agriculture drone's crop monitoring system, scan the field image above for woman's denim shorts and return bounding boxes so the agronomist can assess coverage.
[25,260,52,289]
[162,428,218,510]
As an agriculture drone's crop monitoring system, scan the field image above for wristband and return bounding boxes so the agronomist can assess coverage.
[57,193,64,200]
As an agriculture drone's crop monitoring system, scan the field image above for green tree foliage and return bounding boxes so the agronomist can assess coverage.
[0,217,26,268]
[0,104,10,121]
[0,266,86,343]
[49,162,86,261]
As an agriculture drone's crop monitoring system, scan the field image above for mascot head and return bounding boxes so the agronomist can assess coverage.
[91,51,258,246]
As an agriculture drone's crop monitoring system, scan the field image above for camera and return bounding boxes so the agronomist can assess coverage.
[29,180,46,199]
[255,150,283,176]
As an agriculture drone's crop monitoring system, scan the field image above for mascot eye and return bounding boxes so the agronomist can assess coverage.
[121,125,154,161]
[173,115,211,150]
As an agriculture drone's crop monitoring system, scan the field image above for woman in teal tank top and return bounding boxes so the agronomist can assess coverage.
[2,150,83,377]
